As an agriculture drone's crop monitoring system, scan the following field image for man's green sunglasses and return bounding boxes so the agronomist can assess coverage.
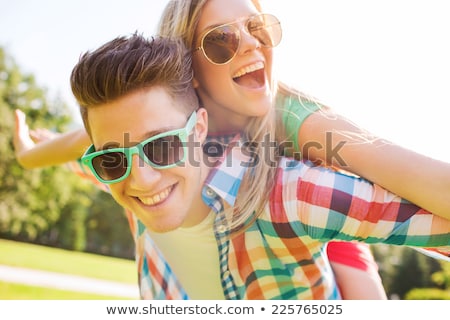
[81,111,197,184]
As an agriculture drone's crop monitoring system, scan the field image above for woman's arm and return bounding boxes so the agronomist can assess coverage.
[14,109,111,193]
[13,109,91,169]
[298,110,450,219]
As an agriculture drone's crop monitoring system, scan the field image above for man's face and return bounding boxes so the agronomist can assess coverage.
[87,87,210,233]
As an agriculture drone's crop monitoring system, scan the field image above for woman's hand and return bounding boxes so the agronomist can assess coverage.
[13,109,90,169]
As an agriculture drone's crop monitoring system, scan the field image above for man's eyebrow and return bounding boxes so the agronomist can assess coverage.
[142,126,178,140]
[97,142,120,151]
[96,126,180,151]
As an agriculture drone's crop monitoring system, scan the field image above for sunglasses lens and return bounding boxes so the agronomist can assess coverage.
[202,25,240,64]
[92,152,128,182]
[248,14,282,48]
[143,135,184,166]
[201,14,281,64]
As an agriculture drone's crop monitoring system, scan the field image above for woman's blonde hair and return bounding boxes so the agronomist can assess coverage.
[157,0,277,234]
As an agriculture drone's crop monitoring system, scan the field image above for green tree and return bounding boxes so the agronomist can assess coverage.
[0,46,134,258]
[432,260,450,289]
[372,244,446,299]
[0,46,74,240]
[389,247,438,298]
[405,260,450,299]
[86,192,134,259]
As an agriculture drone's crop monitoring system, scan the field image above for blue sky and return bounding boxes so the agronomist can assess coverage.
[0,0,166,112]
[1,0,449,161]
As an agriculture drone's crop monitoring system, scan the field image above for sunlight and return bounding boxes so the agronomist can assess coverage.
[262,0,450,162]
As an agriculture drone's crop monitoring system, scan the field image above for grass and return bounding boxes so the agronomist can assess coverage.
[0,239,138,299]
[0,281,131,300]
[0,239,136,284]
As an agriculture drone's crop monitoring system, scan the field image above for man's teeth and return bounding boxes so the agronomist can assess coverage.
[139,188,171,206]
[233,62,264,78]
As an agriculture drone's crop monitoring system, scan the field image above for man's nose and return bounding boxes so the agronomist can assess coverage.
[127,154,162,187]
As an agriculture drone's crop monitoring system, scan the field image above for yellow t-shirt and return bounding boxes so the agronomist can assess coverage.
[149,211,225,299]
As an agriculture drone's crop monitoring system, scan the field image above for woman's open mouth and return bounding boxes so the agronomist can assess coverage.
[232,62,266,89]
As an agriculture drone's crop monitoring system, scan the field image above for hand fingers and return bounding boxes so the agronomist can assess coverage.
[14,109,27,130]
[13,109,33,155]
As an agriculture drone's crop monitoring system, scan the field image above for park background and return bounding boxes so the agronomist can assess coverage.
[1,0,450,299]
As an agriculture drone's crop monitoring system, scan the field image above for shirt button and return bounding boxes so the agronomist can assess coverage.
[205,187,215,197]
[217,224,227,233]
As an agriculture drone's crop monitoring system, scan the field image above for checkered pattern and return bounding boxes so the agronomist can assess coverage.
[137,229,188,299]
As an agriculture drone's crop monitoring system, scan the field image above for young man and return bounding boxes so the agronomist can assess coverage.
[68,34,450,300]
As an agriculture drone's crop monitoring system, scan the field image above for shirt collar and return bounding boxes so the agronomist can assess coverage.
[203,134,251,207]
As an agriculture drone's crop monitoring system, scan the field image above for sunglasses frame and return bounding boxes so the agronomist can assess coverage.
[194,13,282,65]
[81,111,197,184]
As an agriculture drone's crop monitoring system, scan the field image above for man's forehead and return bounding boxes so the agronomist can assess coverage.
[93,124,181,150]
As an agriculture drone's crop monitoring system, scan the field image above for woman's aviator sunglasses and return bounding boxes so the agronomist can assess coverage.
[194,13,282,65]
[81,111,197,184]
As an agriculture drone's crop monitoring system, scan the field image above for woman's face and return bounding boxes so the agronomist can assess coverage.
[192,0,275,132]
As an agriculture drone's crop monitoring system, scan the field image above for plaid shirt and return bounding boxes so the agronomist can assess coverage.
[70,138,450,300]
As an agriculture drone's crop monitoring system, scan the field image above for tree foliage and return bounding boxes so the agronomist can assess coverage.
[0,47,133,259]
[404,258,450,299]
[372,244,449,299]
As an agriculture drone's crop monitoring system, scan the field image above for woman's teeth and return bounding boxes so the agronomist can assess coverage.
[233,61,264,79]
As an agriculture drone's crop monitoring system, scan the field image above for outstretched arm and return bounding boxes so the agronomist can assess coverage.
[13,109,91,169]
[298,110,450,219]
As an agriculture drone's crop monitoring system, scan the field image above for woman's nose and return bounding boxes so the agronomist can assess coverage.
[238,26,261,55]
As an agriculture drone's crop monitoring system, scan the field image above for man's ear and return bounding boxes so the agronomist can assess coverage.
[194,108,208,143]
